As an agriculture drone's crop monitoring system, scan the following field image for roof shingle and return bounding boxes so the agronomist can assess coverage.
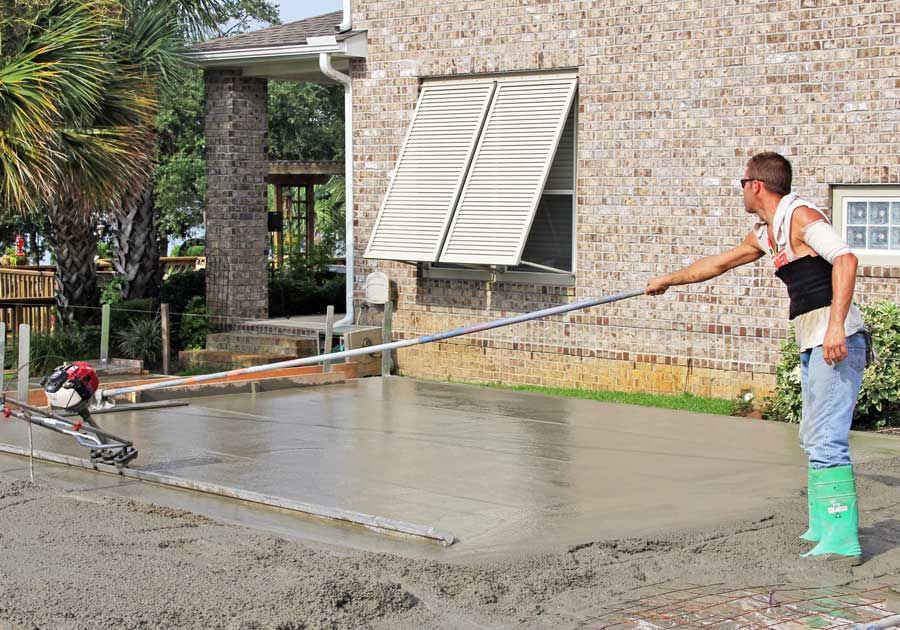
[191,11,346,53]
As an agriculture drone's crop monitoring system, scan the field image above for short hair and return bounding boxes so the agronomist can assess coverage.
[746,152,792,196]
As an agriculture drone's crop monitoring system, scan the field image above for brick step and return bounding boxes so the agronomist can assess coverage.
[179,349,297,372]
[206,332,318,356]
[232,322,323,338]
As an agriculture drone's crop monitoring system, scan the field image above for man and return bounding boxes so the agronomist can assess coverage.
[646,152,868,564]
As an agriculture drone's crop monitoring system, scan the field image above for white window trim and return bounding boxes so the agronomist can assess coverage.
[427,80,577,281]
[422,263,576,287]
[832,185,900,266]
[439,76,578,266]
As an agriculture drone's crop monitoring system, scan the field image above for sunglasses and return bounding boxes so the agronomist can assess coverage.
[740,178,764,188]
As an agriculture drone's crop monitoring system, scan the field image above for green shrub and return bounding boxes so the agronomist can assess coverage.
[160,269,205,316]
[268,244,345,317]
[268,274,344,318]
[115,316,162,370]
[4,322,101,375]
[100,276,125,305]
[855,301,900,428]
[764,300,900,428]
[160,270,206,351]
[185,245,205,256]
[108,298,156,334]
[180,295,210,350]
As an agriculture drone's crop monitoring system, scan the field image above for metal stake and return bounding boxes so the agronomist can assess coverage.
[100,303,110,367]
[17,324,32,481]
[161,303,170,375]
[323,305,334,373]
[382,300,393,377]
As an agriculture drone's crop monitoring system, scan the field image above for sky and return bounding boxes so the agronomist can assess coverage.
[277,1,342,24]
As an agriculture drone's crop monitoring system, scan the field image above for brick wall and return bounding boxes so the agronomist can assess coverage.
[351,0,900,399]
[204,70,269,323]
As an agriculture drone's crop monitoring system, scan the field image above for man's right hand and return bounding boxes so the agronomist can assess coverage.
[645,277,670,296]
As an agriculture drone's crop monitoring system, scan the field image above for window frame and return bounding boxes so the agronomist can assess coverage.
[425,74,578,286]
[831,185,900,267]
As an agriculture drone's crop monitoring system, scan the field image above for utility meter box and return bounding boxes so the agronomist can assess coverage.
[364,272,390,305]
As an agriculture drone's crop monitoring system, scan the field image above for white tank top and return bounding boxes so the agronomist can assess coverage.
[753,193,864,352]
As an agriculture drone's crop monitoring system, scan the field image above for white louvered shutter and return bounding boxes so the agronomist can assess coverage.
[438,76,577,266]
[364,82,496,262]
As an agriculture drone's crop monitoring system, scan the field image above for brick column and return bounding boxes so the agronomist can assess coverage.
[204,69,269,324]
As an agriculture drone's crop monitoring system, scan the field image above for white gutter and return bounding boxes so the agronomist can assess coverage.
[320,53,354,327]
[188,41,345,65]
[338,0,352,33]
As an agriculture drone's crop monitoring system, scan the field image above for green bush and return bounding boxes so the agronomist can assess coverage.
[185,245,205,256]
[100,276,125,305]
[160,270,206,351]
[180,295,210,350]
[268,244,345,318]
[108,298,156,334]
[115,316,162,370]
[4,322,101,376]
[160,269,205,316]
[764,300,900,429]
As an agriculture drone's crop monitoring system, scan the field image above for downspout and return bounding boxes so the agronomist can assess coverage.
[337,0,352,33]
[320,53,354,326]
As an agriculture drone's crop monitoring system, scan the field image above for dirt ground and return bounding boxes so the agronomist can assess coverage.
[0,457,898,629]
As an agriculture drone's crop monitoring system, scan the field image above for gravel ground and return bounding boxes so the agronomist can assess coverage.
[0,457,899,629]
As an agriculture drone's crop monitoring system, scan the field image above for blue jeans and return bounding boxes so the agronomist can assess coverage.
[798,331,867,469]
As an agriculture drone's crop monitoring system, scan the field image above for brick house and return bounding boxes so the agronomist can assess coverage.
[193,2,900,400]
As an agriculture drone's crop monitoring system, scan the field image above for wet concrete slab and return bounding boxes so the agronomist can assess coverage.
[1,377,899,560]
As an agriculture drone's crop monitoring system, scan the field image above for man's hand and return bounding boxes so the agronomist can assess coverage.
[822,323,848,365]
[645,276,670,296]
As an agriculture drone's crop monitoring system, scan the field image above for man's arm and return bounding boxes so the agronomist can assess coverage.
[792,206,859,365]
[645,231,764,295]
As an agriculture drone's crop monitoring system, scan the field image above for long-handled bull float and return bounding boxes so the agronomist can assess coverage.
[1,288,645,469]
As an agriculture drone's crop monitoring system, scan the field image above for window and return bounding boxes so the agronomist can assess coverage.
[832,186,900,266]
[364,72,577,282]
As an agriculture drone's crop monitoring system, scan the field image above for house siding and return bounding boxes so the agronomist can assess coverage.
[350,0,900,399]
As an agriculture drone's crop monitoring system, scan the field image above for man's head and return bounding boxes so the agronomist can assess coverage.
[741,151,792,214]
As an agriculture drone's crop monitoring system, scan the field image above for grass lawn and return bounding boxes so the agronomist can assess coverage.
[459,380,738,416]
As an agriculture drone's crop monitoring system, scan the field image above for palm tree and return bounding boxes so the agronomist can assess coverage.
[2,0,277,316]
[1,0,163,321]
[108,0,279,300]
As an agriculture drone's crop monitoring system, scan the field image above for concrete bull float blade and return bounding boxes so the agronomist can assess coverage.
[0,443,456,546]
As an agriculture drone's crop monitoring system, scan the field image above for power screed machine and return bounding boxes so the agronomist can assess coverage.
[2,362,138,469]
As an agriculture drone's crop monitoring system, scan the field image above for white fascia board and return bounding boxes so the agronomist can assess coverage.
[188,32,366,67]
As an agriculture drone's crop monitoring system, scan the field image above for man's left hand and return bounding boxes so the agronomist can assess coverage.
[822,325,848,365]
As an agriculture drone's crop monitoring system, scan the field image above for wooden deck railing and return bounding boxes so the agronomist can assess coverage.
[0,267,56,300]
[0,257,203,336]
[0,296,56,335]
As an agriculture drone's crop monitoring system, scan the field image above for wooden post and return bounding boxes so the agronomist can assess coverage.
[17,324,33,481]
[381,301,393,377]
[305,182,315,255]
[0,322,5,393]
[323,305,334,373]
[275,185,284,269]
[283,190,293,257]
[100,303,110,367]
[161,303,170,375]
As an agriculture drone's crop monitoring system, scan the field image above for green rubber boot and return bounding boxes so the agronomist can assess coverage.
[803,465,861,562]
[799,465,820,542]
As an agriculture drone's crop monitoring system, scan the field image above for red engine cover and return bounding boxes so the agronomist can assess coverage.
[67,362,99,397]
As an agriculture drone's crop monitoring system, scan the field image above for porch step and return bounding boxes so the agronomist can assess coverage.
[206,332,318,357]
